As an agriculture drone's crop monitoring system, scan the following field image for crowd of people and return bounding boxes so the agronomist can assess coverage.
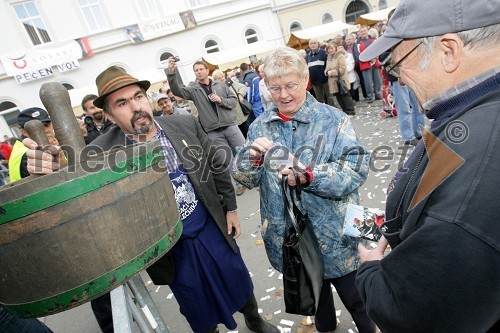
[2,0,499,332]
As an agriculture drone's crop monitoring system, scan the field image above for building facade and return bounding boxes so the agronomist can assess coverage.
[0,0,397,138]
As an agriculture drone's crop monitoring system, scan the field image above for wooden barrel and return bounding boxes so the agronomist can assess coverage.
[0,140,181,318]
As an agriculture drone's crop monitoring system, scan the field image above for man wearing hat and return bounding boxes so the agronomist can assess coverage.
[9,107,54,182]
[24,66,279,333]
[356,0,500,332]
[155,93,190,116]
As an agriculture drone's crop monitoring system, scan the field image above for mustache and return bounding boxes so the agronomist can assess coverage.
[131,111,152,125]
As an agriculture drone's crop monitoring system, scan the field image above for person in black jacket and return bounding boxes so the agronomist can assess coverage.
[81,94,113,144]
[356,0,500,332]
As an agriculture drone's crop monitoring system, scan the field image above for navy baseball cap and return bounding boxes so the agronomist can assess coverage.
[18,107,51,128]
[359,0,500,62]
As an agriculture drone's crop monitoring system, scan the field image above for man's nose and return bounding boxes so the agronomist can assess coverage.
[130,99,143,111]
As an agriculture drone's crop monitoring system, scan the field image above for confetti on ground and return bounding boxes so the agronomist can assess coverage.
[166,293,173,300]
[251,233,257,238]
[249,272,253,277]
[155,286,160,293]
[349,329,356,333]
[264,313,273,320]
[260,295,271,301]
[256,239,264,245]
[280,319,294,326]
[336,310,342,316]
[266,287,276,293]
[258,308,263,314]
[269,271,275,277]
[278,274,283,280]
[146,280,152,286]
[274,309,281,315]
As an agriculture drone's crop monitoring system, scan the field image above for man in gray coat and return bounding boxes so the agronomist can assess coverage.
[166,58,247,195]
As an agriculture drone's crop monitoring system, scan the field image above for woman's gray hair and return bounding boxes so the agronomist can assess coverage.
[211,69,225,81]
[418,23,500,69]
[262,46,308,82]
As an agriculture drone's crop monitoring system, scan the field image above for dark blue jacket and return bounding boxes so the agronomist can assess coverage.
[307,48,328,84]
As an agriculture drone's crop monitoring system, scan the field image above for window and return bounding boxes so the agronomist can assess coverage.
[379,0,388,10]
[13,2,51,45]
[0,101,21,138]
[204,40,219,54]
[345,0,370,24]
[78,0,108,32]
[159,51,175,74]
[290,22,302,33]
[322,13,334,24]
[62,83,74,90]
[138,0,160,19]
[245,28,259,44]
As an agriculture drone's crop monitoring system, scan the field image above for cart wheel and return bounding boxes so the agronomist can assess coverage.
[380,111,387,118]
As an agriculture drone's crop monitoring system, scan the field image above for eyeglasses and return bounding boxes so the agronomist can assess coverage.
[268,77,304,95]
[386,41,423,78]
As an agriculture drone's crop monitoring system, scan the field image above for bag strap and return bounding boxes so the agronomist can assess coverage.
[289,169,305,220]
[230,85,239,99]
[282,175,301,236]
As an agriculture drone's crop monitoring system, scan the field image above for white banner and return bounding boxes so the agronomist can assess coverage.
[0,40,82,76]
[124,11,197,43]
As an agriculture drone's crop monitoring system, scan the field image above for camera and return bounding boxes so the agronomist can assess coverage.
[173,56,180,62]
[84,116,94,127]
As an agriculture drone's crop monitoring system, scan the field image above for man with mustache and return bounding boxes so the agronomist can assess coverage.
[81,94,113,144]
[24,66,279,333]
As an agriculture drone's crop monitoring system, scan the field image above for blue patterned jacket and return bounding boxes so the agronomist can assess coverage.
[233,93,370,278]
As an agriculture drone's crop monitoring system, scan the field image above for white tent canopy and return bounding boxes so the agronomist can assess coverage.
[202,40,283,71]
[287,21,359,48]
[355,7,396,25]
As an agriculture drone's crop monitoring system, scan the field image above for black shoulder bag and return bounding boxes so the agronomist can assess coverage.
[282,171,324,315]
[228,83,252,116]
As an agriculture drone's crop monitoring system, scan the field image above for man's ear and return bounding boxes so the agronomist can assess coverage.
[438,33,462,73]
[103,110,114,123]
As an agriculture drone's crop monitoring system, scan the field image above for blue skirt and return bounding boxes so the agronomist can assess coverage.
[169,216,253,332]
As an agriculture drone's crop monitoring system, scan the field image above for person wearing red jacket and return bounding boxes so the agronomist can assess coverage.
[358,25,382,103]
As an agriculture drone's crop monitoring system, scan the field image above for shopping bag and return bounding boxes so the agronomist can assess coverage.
[282,172,324,315]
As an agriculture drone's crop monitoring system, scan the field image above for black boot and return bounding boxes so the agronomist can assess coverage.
[239,294,280,333]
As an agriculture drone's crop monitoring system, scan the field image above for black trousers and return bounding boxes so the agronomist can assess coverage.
[334,93,355,114]
[91,293,114,333]
[315,271,375,333]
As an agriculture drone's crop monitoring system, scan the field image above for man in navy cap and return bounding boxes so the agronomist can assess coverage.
[8,107,54,182]
[356,0,500,332]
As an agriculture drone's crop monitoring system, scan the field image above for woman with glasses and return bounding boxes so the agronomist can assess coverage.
[325,42,356,116]
[233,47,374,333]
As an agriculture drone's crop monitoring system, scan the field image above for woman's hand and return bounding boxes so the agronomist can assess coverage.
[249,137,274,163]
[279,168,308,186]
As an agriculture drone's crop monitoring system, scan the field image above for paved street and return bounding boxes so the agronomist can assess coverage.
[39,100,416,333]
